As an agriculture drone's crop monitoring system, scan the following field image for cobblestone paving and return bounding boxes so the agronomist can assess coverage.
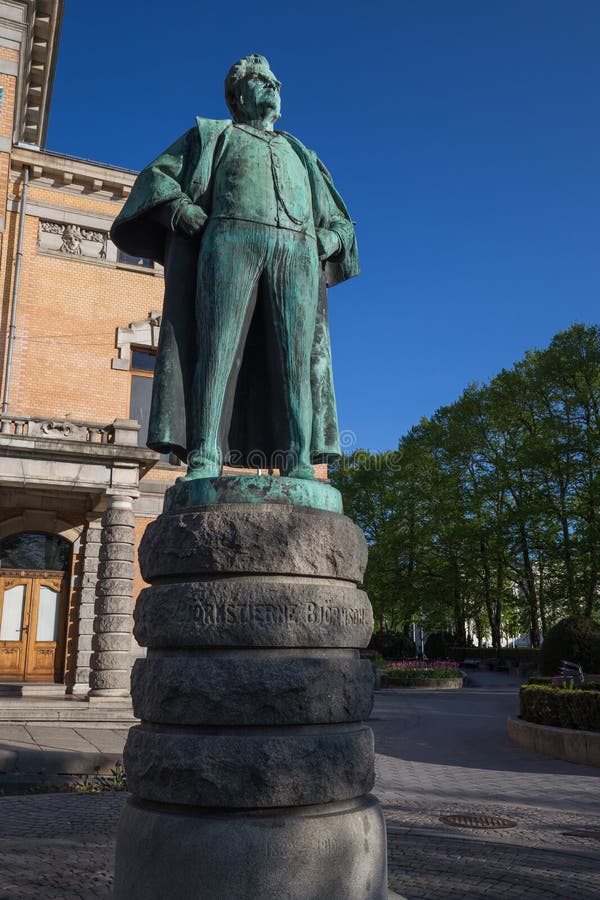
[374,675,600,898]
[0,792,120,899]
[0,673,598,899]
[382,796,600,899]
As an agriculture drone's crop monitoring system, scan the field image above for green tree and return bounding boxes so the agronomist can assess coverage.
[332,324,600,646]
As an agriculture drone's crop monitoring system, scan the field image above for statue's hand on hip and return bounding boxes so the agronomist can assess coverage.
[316,228,342,262]
[176,203,208,238]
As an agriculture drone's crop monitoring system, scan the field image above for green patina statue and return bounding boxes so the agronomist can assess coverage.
[111,54,359,481]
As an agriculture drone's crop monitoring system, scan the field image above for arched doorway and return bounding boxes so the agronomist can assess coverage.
[0,533,71,682]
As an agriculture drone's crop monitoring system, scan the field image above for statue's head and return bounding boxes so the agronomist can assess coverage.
[225,53,281,125]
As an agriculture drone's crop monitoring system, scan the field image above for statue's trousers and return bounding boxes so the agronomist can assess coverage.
[191,219,319,472]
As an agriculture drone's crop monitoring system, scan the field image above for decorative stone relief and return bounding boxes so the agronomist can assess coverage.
[27,419,100,442]
[38,220,108,261]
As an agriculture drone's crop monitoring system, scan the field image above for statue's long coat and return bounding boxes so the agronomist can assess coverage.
[111,118,359,465]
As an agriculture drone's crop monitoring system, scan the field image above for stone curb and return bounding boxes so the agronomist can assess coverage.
[507,715,600,767]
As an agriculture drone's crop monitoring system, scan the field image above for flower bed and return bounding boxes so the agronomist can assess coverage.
[380,659,463,689]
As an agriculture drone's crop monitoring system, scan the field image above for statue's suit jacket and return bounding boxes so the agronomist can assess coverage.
[111,118,360,465]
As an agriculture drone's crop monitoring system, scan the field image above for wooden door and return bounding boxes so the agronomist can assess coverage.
[0,570,67,682]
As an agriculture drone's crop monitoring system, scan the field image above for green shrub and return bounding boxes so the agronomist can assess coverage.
[424,632,454,659]
[369,631,417,659]
[540,617,600,676]
[528,676,554,685]
[366,653,386,669]
[381,662,461,682]
[520,685,600,732]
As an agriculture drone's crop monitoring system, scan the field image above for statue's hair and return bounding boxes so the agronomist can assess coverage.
[224,54,278,116]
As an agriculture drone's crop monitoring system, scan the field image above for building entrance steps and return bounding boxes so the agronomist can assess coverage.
[0,695,136,726]
[0,682,68,697]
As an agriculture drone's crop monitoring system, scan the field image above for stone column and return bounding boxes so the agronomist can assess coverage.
[114,477,388,898]
[88,492,136,699]
[73,516,102,694]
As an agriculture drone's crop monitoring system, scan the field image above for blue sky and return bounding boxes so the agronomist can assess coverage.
[47,1,600,451]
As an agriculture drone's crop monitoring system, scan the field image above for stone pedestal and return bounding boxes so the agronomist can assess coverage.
[113,477,388,899]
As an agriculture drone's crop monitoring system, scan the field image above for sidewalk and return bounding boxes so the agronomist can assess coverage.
[0,696,134,784]
[0,723,128,782]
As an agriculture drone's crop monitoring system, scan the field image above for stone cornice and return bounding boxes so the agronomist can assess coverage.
[0,1,65,146]
[23,0,64,147]
[10,145,136,200]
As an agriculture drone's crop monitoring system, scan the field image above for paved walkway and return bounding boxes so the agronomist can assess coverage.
[0,723,127,780]
[0,671,598,898]
[373,674,600,898]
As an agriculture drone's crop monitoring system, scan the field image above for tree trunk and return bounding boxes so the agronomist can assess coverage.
[452,556,467,645]
[519,521,541,647]
[480,538,501,651]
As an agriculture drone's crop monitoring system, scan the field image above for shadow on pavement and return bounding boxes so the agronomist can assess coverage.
[386,819,600,899]
[370,676,600,778]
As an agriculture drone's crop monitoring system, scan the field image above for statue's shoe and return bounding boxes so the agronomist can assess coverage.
[184,449,221,480]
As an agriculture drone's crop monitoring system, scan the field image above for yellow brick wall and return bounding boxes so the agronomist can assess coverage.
[0,72,16,141]
[2,197,164,422]
[0,62,17,370]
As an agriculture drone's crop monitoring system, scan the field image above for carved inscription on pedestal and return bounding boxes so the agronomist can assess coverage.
[265,837,341,860]
[193,601,367,629]
[134,581,374,649]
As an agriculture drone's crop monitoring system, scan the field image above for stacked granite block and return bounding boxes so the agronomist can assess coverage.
[114,494,388,899]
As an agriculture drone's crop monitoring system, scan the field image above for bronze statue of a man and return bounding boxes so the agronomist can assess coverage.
[111,54,359,480]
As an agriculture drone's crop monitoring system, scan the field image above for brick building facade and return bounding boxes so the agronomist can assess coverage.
[0,0,175,697]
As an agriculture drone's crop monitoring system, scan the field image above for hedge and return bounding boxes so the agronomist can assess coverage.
[539,616,600,676]
[368,631,417,659]
[519,685,600,732]
[381,665,460,681]
[424,632,454,659]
